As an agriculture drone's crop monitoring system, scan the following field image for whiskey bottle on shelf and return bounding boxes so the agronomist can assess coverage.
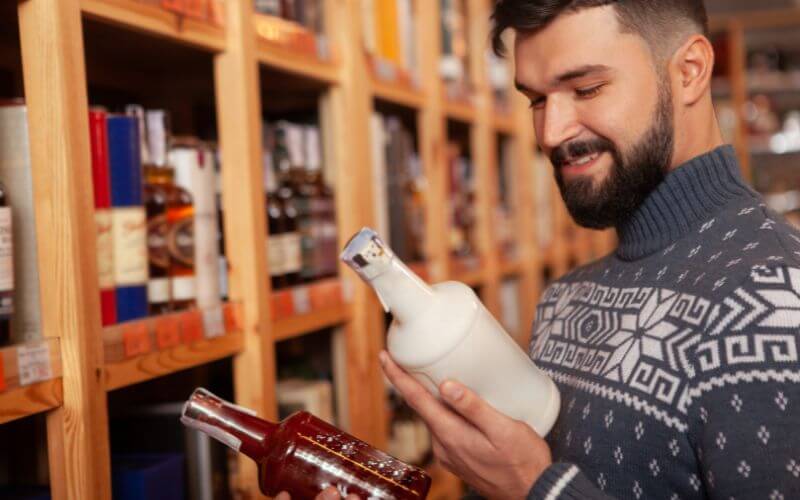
[274,123,302,286]
[265,151,288,290]
[302,124,337,281]
[0,182,12,346]
[131,107,172,315]
[342,228,560,436]
[181,388,431,499]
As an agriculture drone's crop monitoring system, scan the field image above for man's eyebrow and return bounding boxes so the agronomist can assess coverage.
[514,64,613,94]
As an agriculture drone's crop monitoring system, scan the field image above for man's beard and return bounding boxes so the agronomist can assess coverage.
[551,80,675,229]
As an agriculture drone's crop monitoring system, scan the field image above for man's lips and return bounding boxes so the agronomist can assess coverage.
[557,151,605,176]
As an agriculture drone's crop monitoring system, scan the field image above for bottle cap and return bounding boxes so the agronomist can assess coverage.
[340,227,395,281]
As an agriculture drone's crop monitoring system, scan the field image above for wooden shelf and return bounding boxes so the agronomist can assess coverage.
[0,339,63,424]
[444,98,477,124]
[493,111,515,134]
[103,303,244,390]
[500,258,523,277]
[254,14,339,84]
[368,56,425,109]
[451,257,485,287]
[81,0,226,52]
[273,304,353,342]
[0,379,63,425]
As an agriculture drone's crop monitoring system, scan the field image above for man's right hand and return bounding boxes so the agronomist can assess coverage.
[274,486,360,500]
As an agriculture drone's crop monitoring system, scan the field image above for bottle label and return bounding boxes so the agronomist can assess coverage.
[282,231,302,274]
[168,216,195,267]
[147,213,170,269]
[268,236,285,277]
[148,277,170,303]
[0,207,13,293]
[172,275,196,301]
[95,209,114,290]
[111,207,148,286]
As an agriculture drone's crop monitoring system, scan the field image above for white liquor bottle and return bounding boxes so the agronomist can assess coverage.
[341,228,560,436]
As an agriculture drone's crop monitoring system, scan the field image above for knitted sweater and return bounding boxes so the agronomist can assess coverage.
[526,145,800,500]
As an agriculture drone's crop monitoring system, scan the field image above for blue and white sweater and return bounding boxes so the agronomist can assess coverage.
[527,145,800,500]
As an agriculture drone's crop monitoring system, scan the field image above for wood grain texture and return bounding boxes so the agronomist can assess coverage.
[214,0,276,495]
[104,332,244,390]
[727,20,752,183]
[273,305,352,342]
[18,0,112,498]
[0,379,63,425]
[80,0,226,52]
[322,0,388,448]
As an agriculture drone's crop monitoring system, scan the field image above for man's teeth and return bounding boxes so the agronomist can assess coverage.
[568,153,599,166]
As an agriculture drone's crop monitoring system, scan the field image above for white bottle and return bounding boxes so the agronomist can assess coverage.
[341,228,560,436]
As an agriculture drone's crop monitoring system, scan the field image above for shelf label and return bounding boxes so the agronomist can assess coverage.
[181,310,205,344]
[17,343,53,386]
[202,306,225,339]
[291,286,311,315]
[223,303,240,332]
[155,315,182,350]
[122,323,152,358]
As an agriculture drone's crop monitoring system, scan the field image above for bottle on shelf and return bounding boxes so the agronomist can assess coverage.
[341,228,560,436]
[181,388,431,499]
[271,122,303,287]
[0,182,12,346]
[265,147,289,290]
[302,124,338,281]
[131,106,172,315]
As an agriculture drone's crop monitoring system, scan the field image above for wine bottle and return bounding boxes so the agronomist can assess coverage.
[181,388,431,499]
[341,228,560,436]
[0,182,12,346]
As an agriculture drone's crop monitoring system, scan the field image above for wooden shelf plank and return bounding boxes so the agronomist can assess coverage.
[255,14,339,84]
[105,331,244,391]
[0,379,63,425]
[500,258,523,277]
[371,76,425,109]
[81,0,226,52]
[1,338,62,392]
[444,97,477,124]
[492,111,515,134]
[103,303,244,390]
[273,304,353,342]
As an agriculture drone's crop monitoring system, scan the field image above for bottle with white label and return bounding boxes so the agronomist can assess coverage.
[0,182,12,346]
[341,228,560,436]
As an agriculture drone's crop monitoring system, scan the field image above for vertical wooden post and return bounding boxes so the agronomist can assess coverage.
[214,0,276,495]
[467,0,501,315]
[321,0,388,447]
[417,0,451,283]
[17,0,112,498]
[728,20,751,183]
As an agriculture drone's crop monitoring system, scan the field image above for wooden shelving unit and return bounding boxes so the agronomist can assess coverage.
[1,0,626,498]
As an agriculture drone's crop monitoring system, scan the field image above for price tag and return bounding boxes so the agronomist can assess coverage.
[160,0,185,15]
[122,323,152,358]
[17,343,53,386]
[155,316,181,350]
[224,303,240,332]
[202,306,225,339]
[181,310,205,344]
[291,286,311,315]
[271,290,295,320]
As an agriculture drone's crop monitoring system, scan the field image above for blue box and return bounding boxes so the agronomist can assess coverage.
[112,453,185,500]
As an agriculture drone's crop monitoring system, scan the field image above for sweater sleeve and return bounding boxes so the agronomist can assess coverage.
[685,264,800,500]
[526,463,615,500]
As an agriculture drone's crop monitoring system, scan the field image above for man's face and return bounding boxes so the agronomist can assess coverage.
[514,6,675,229]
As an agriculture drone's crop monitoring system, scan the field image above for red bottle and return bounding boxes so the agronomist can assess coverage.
[181,388,432,499]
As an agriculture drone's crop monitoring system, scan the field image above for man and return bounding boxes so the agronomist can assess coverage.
[288,1,800,499]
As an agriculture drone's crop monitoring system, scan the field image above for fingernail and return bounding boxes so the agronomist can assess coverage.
[442,381,463,401]
[379,351,388,366]
[321,487,340,500]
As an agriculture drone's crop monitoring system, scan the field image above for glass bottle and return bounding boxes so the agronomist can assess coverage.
[181,388,431,499]
[341,228,560,436]
[0,182,12,346]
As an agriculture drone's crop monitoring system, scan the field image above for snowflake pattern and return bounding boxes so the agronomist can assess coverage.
[582,402,591,420]
[689,474,701,491]
[770,490,785,500]
[633,481,643,499]
[787,459,800,478]
[716,432,727,450]
[731,394,743,413]
[635,421,645,440]
[597,473,607,491]
[584,436,592,455]
[614,446,624,465]
[776,391,789,411]
[707,470,715,489]
[738,461,752,478]
[669,439,680,457]
[758,426,771,445]
[604,410,614,429]
[649,459,660,477]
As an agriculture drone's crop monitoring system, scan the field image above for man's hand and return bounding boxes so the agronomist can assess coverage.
[380,350,553,500]
[274,486,358,500]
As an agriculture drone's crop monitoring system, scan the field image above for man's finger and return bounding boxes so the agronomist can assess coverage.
[314,486,342,500]
[439,379,513,442]
[379,351,472,437]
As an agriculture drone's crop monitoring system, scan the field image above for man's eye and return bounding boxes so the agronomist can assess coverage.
[529,97,546,110]
[576,85,604,99]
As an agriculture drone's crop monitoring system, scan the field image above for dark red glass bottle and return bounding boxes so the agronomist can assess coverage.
[181,388,431,499]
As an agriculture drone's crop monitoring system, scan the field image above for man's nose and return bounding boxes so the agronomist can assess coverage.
[539,97,581,151]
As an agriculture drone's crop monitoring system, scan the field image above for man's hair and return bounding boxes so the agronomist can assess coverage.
[491,0,709,58]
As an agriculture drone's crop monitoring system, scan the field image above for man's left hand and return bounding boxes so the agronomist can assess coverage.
[380,350,553,500]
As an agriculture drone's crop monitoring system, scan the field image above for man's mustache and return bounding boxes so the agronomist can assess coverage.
[550,138,615,168]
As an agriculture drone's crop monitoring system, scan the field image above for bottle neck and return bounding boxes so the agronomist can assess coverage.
[369,258,435,322]
[181,389,277,461]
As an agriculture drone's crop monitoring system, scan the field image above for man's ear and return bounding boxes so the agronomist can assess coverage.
[671,34,715,106]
